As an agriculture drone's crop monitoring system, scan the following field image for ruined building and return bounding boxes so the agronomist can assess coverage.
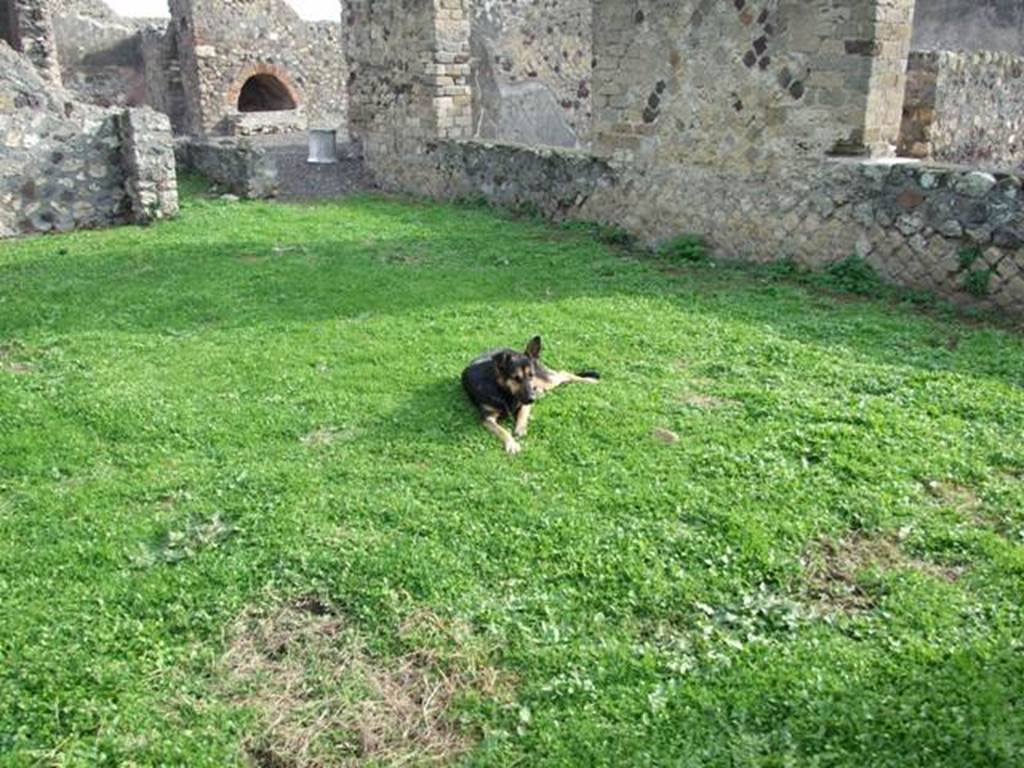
[46,0,346,137]
[342,0,1024,315]
[1,0,177,237]
[2,0,1024,314]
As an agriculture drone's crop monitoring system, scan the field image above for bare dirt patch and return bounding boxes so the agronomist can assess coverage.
[0,343,37,374]
[680,393,736,410]
[236,253,270,265]
[220,599,510,767]
[802,533,963,614]
[923,479,981,515]
[652,427,680,444]
[2,360,37,374]
[301,427,360,448]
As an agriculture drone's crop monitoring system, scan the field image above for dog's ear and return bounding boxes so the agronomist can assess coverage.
[525,336,542,359]
[492,350,512,373]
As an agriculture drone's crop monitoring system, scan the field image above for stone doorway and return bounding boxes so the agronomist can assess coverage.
[0,0,21,51]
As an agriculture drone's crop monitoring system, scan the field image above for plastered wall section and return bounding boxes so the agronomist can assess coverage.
[469,0,592,148]
[912,0,1024,55]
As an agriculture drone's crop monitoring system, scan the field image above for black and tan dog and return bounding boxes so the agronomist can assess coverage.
[461,336,599,454]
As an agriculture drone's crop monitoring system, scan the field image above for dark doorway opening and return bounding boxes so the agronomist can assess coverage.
[0,1,22,52]
[237,74,297,112]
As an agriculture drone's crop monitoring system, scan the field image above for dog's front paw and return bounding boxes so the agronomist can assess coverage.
[504,438,522,455]
[513,425,528,438]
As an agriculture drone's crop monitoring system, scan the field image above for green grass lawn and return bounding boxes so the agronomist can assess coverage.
[2,183,1023,767]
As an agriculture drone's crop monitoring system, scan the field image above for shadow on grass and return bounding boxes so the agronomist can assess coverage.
[0,196,1022,393]
[379,378,480,450]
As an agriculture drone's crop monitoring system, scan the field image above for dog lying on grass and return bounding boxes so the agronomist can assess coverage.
[461,336,599,454]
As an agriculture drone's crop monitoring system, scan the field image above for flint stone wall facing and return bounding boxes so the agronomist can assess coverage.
[900,50,1024,170]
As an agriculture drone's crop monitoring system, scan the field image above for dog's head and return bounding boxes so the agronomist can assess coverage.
[493,336,543,405]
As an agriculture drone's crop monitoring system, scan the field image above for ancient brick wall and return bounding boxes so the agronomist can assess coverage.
[0,42,177,237]
[344,0,472,182]
[169,0,346,136]
[469,0,592,148]
[591,0,915,167]
[900,50,1024,170]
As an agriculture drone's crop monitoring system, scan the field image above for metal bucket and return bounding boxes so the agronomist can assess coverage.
[307,129,338,164]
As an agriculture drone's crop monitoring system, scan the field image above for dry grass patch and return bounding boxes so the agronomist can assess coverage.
[802,533,963,614]
[0,343,37,374]
[301,427,359,448]
[651,427,680,445]
[220,598,511,767]
[680,392,736,410]
[923,479,981,515]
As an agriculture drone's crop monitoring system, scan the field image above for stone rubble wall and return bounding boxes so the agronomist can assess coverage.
[118,106,179,223]
[0,42,177,238]
[469,0,592,148]
[344,0,473,183]
[899,50,1024,170]
[168,0,346,137]
[5,0,62,84]
[175,137,278,198]
[426,139,611,211]
[383,138,1024,315]
[591,0,915,168]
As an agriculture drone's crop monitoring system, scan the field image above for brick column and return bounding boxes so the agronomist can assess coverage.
[343,0,472,160]
[862,0,917,156]
[787,0,916,157]
[431,0,472,140]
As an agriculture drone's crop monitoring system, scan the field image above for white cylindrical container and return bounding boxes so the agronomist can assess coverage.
[307,129,338,164]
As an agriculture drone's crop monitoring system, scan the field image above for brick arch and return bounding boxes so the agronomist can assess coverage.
[226,63,302,111]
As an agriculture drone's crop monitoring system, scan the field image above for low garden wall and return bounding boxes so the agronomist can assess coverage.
[370,139,1024,315]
